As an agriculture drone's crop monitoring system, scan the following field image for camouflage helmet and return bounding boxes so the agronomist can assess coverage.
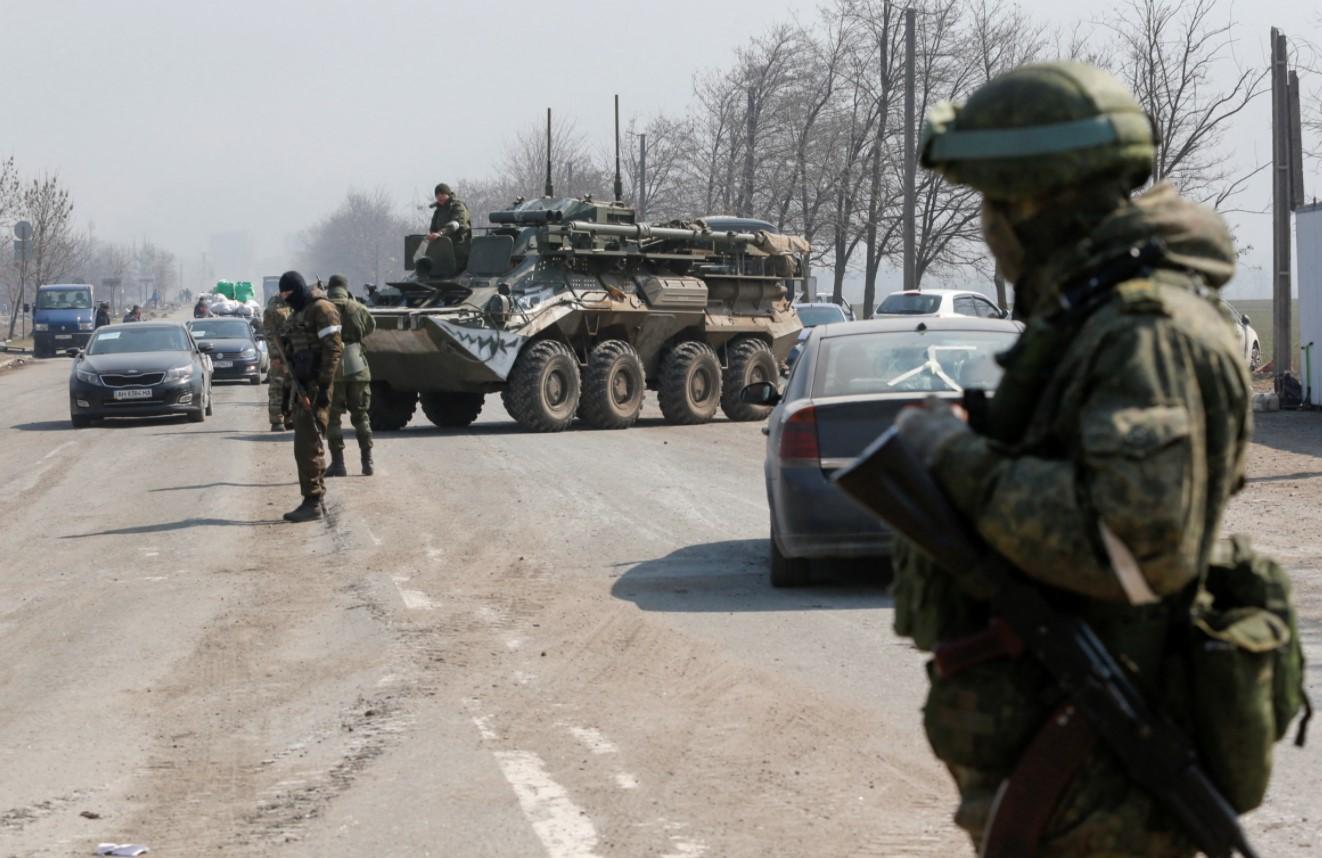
[920,62,1155,201]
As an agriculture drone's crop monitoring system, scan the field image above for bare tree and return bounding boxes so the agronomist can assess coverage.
[621,114,695,222]
[1108,0,1267,207]
[301,189,413,291]
[4,173,85,338]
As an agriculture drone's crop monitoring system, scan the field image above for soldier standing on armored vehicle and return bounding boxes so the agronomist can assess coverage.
[323,275,376,477]
[427,183,471,272]
[263,291,294,431]
[876,62,1304,857]
[277,271,343,523]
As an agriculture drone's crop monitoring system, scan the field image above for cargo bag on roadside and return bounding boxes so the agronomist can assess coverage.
[1186,534,1311,813]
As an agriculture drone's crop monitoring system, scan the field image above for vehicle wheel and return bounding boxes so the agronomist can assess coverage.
[769,529,811,588]
[657,341,721,425]
[70,414,91,429]
[205,388,214,416]
[420,391,485,428]
[721,338,779,422]
[579,340,645,429]
[501,340,580,432]
[249,373,261,385]
[370,382,418,430]
[1250,342,1262,372]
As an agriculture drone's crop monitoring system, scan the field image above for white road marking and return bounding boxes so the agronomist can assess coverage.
[567,726,619,755]
[614,772,640,790]
[661,838,709,857]
[391,575,435,610]
[471,715,499,741]
[41,441,76,462]
[494,749,602,858]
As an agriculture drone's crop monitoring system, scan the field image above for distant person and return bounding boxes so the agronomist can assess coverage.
[94,302,111,328]
[427,182,472,272]
[194,298,211,318]
[122,305,143,323]
[323,276,376,478]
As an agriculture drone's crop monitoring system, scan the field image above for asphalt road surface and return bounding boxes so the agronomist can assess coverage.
[1,355,1318,857]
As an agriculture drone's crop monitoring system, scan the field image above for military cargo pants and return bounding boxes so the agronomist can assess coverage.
[268,362,290,426]
[328,377,372,454]
[292,391,330,499]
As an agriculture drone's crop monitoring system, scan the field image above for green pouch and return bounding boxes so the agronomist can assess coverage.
[923,658,1052,771]
[892,536,981,652]
[1187,535,1310,813]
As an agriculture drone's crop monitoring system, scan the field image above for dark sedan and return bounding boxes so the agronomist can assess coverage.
[68,322,214,428]
[743,316,1022,586]
[185,318,268,384]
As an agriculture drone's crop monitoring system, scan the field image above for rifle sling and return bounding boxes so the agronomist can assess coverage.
[981,703,1098,858]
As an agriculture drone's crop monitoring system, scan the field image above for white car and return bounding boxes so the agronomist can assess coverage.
[875,288,1008,320]
[1220,299,1262,370]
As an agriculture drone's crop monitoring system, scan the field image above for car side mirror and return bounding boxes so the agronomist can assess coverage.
[198,342,214,353]
[1242,314,1251,326]
[739,380,781,406]
[65,347,80,358]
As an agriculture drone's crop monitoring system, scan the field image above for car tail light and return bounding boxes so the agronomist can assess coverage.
[778,405,820,464]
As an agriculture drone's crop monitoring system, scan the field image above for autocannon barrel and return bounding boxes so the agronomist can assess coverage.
[489,209,564,225]
[559,220,764,246]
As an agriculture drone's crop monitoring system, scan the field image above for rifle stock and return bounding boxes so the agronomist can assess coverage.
[831,429,1259,858]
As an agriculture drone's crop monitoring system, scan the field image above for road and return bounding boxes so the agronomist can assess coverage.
[0,354,1318,857]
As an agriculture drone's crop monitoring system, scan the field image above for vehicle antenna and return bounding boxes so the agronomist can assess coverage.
[613,95,624,203]
[544,108,554,198]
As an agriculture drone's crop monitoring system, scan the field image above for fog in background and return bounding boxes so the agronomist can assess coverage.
[1,0,1317,299]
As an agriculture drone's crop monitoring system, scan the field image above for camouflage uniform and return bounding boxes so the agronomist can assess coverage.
[429,194,472,271]
[263,294,294,430]
[277,272,343,522]
[324,279,376,476]
[893,63,1252,857]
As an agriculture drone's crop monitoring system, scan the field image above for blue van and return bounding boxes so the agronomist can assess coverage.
[33,283,96,357]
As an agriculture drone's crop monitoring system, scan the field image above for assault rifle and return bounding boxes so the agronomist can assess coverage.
[833,427,1259,858]
[271,334,325,443]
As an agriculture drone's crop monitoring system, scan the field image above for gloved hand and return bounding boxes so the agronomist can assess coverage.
[894,396,971,467]
[315,387,331,410]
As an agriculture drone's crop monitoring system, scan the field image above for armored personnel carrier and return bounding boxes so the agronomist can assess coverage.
[363,194,806,433]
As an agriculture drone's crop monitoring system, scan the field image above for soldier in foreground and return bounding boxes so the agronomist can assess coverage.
[263,290,293,431]
[323,275,375,477]
[426,182,472,272]
[875,63,1296,856]
[276,271,342,523]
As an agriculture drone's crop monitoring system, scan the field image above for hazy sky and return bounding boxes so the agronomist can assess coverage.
[1,0,1316,296]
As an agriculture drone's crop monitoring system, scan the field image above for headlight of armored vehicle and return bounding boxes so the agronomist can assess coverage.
[485,293,513,326]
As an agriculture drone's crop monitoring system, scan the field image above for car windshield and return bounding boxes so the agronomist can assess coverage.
[187,320,252,339]
[796,305,848,327]
[815,329,1018,396]
[37,289,92,310]
[88,326,190,355]
[877,293,941,315]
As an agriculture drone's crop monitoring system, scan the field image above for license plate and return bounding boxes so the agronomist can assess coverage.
[212,360,233,368]
[113,388,153,400]
[56,334,73,340]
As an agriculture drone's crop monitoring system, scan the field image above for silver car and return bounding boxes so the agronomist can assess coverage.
[743,316,1022,587]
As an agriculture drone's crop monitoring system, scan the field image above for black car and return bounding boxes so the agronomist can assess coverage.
[185,318,268,384]
[68,322,214,428]
[742,316,1022,587]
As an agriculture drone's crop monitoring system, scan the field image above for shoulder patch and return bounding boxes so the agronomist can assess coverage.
[1113,278,1168,316]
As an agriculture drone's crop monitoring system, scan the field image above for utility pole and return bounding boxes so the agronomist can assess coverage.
[638,133,648,222]
[902,6,917,292]
[1270,27,1304,389]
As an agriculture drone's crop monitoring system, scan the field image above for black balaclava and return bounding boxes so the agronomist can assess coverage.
[279,270,311,311]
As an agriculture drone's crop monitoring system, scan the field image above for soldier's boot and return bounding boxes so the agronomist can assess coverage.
[361,448,374,477]
[324,450,347,478]
[283,496,323,523]
[283,412,295,430]
[271,421,284,432]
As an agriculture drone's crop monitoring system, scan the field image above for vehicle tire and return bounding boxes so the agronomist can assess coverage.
[249,373,261,385]
[579,339,645,429]
[501,340,580,432]
[657,341,721,425]
[205,388,214,416]
[721,338,778,422]
[1250,342,1262,372]
[70,414,91,429]
[769,529,811,588]
[370,382,417,431]
[188,404,205,423]
[420,391,485,428]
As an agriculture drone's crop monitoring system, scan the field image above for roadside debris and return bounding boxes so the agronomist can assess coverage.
[95,844,148,856]
[79,810,102,819]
